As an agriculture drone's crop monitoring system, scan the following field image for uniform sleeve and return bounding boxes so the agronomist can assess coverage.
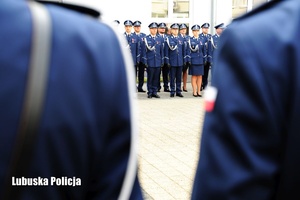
[164,37,169,65]
[192,27,284,200]
[160,37,164,64]
[136,36,141,63]
[141,37,147,65]
[202,36,208,63]
[183,38,188,63]
[202,41,206,63]
[186,38,191,63]
[206,35,213,63]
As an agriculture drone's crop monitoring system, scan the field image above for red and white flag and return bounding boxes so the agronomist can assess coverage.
[204,86,218,112]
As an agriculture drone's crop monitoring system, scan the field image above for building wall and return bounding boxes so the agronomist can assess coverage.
[63,0,243,35]
[253,0,269,8]
[183,0,231,35]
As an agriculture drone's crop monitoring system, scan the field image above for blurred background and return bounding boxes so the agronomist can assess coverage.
[61,0,271,35]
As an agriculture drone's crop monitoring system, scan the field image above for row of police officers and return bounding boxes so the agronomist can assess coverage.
[122,20,226,98]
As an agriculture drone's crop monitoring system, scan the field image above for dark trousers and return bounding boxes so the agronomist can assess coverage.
[170,66,183,94]
[136,63,145,90]
[202,62,211,89]
[157,67,162,91]
[147,67,160,95]
[162,64,170,89]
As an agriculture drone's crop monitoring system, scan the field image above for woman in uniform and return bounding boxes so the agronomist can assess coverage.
[187,24,206,97]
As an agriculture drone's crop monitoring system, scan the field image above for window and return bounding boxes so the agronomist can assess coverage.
[253,0,268,8]
[173,0,189,18]
[232,0,270,19]
[152,0,189,18]
[232,0,248,18]
[152,0,168,18]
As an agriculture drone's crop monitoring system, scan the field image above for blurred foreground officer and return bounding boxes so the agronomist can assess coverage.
[199,23,213,90]
[165,23,186,97]
[192,1,300,199]
[157,22,170,92]
[141,22,164,98]
[133,20,147,92]
[124,20,141,85]
[0,0,142,199]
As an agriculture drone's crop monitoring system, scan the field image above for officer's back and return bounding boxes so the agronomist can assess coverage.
[0,0,142,199]
[192,0,300,199]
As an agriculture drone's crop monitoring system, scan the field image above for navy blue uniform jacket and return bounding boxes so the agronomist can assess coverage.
[164,35,186,66]
[192,0,300,199]
[124,32,141,65]
[141,35,164,67]
[0,1,142,199]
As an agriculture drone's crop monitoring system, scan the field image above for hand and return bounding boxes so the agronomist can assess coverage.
[168,64,171,68]
[187,62,191,66]
[144,64,148,68]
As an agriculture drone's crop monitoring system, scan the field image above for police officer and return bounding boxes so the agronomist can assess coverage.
[186,24,206,97]
[133,20,147,92]
[199,23,213,90]
[179,23,190,92]
[192,0,300,199]
[0,1,142,199]
[157,22,170,92]
[211,23,226,76]
[124,20,141,89]
[164,23,186,97]
[212,23,226,49]
[141,22,164,98]
[157,22,167,37]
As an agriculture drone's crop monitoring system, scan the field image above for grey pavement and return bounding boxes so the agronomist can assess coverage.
[136,82,206,200]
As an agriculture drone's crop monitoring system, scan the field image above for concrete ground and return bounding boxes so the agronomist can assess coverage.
[136,82,206,200]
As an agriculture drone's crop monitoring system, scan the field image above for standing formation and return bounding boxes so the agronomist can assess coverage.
[122,20,226,98]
